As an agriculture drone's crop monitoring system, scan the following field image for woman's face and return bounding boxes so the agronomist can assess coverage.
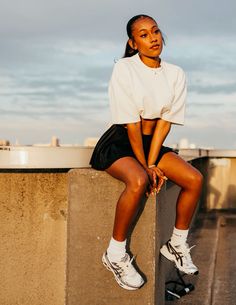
[129,17,163,59]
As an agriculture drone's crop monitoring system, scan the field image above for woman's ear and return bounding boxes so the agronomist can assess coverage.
[128,38,137,50]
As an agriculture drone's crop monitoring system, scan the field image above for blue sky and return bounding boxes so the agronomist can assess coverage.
[0,0,236,148]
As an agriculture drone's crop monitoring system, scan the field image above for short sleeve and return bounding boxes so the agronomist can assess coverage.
[108,60,141,124]
[161,68,186,125]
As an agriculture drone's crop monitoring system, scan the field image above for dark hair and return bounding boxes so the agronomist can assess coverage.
[123,14,166,58]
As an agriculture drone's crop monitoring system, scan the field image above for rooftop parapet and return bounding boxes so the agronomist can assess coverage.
[1,146,236,169]
[0,146,93,169]
[1,149,236,304]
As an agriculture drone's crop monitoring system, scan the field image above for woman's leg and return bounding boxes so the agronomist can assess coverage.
[106,156,149,241]
[157,152,203,229]
[102,156,148,290]
[158,152,203,274]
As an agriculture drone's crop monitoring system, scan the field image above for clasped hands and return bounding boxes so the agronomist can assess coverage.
[145,165,167,197]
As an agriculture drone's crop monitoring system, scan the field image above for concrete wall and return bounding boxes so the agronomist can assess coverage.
[0,155,212,305]
[67,169,181,305]
[181,156,236,211]
[0,171,68,305]
[203,158,236,209]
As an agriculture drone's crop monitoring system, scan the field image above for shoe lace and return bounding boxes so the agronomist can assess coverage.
[181,243,196,265]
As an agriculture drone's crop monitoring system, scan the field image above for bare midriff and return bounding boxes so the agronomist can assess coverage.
[123,118,157,136]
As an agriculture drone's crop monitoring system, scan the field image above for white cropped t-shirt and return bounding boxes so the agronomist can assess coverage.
[109,53,186,125]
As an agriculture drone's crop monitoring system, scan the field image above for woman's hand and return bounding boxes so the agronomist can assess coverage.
[152,166,168,193]
[145,166,167,197]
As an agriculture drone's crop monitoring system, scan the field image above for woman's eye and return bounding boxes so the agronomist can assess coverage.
[140,34,147,38]
[154,29,160,34]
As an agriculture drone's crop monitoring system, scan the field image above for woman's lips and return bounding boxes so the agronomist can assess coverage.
[150,44,160,49]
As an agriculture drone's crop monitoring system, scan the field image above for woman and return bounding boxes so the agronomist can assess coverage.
[90,14,203,291]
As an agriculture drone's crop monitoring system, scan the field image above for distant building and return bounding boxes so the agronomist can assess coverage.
[0,139,10,146]
[178,138,196,149]
[33,136,60,147]
[84,137,99,147]
[178,138,190,149]
[51,136,60,147]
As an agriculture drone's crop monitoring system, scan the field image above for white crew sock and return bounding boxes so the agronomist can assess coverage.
[170,227,189,246]
[107,237,127,261]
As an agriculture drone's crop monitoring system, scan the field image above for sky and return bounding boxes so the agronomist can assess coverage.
[0,0,236,148]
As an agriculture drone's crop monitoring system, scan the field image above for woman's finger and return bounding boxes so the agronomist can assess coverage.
[152,171,157,188]
[153,167,168,182]
[153,166,164,178]
[157,177,165,192]
[145,168,167,197]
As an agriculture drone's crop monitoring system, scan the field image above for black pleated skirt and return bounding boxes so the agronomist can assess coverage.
[90,124,174,170]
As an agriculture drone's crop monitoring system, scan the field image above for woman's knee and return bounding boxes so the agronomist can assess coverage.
[127,172,149,193]
[187,169,203,191]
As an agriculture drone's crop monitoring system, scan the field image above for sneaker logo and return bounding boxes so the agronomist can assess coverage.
[167,241,183,267]
[111,262,124,278]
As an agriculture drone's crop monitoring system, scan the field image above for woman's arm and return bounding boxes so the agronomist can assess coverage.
[143,119,170,194]
[126,122,164,193]
[147,119,171,166]
[126,122,148,170]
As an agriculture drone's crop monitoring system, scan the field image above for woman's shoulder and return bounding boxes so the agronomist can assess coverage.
[111,56,136,79]
[113,56,135,69]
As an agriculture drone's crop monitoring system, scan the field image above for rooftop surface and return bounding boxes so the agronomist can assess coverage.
[166,210,236,305]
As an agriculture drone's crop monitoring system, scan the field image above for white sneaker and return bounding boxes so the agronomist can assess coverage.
[160,240,199,275]
[102,252,145,290]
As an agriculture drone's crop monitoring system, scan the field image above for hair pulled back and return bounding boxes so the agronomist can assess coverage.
[123,14,165,58]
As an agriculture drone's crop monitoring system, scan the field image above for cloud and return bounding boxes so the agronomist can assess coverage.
[157,0,236,37]
[163,35,236,71]
[1,0,235,41]
[166,122,236,149]
[0,109,110,145]
[189,82,236,95]
[0,68,109,122]
[0,0,235,148]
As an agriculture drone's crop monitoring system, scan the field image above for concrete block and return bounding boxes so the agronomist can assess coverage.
[0,172,68,305]
[67,169,181,305]
[204,158,236,209]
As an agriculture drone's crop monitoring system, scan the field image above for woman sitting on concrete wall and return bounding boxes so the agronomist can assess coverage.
[90,14,203,291]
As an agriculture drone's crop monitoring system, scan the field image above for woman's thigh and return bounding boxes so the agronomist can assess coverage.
[157,152,203,189]
[106,156,149,187]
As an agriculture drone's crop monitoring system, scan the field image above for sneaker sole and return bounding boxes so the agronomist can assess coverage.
[102,253,144,290]
[160,246,199,275]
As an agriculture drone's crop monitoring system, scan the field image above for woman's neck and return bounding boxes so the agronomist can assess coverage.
[139,54,161,68]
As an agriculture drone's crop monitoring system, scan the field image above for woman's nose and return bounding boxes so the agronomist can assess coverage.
[150,34,157,42]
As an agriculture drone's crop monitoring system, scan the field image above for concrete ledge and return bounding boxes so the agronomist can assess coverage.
[1,147,236,169]
[208,149,236,158]
[4,152,234,304]
[0,146,93,169]
[178,148,209,159]
[67,169,181,305]
[0,167,183,305]
[0,171,68,305]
